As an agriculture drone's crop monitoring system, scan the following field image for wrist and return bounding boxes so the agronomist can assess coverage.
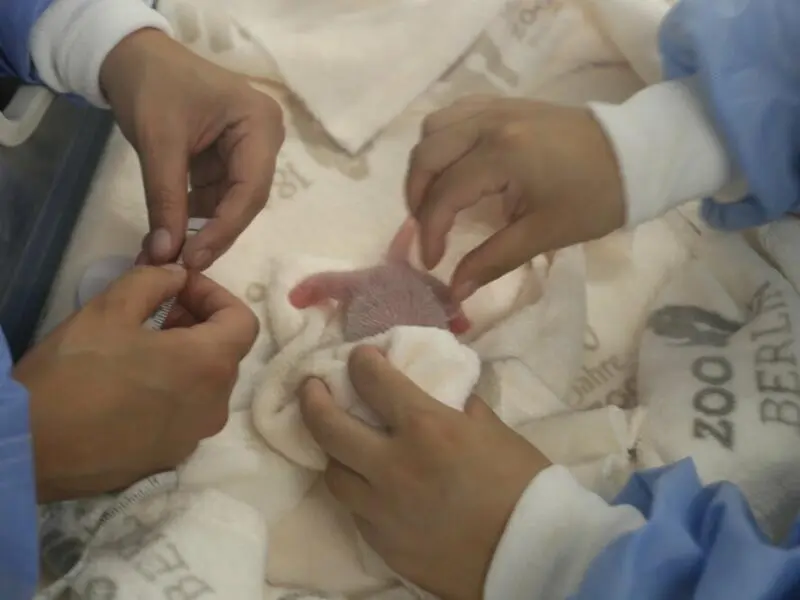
[99,28,176,106]
[580,107,627,233]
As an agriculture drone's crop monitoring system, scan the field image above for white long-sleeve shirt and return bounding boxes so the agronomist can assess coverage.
[30,0,173,107]
[589,77,738,227]
[483,465,646,599]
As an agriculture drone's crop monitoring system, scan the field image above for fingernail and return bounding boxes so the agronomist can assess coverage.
[134,251,148,266]
[298,377,328,397]
[149,228,173,261]
[453,281,477,302]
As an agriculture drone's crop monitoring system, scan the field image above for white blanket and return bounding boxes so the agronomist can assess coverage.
[35,0,800,599]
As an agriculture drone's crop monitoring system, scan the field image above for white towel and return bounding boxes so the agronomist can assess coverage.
[204,0,509,154]
[38,478,268,600]
[577,0,671,86]
[634,230,800,539]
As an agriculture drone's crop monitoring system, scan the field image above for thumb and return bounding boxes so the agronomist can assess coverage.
[450,212,565,302]
[138,137,189,263]
[93,264,188,325]
[463,395,500,421]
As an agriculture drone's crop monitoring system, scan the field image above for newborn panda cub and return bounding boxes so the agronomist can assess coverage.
[288,218,471,341]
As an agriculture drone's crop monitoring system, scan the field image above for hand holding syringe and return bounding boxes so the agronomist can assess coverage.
[144,217,208,330]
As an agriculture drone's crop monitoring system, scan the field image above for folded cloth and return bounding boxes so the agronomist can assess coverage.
[208,0,509,153]
[754,217,800,295]
[577,0,671,85]
[158,0,282,81]
[252,243,642,595]
[251,254,482,472]
[633,230,800,540]
[38,478,268,600]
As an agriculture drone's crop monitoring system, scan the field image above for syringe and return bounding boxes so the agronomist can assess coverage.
[144,217,208,331]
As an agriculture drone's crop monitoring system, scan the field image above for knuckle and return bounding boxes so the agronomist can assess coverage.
[349,345,374,366]
[207,358,239,384]
[381,459,418,490]
[493,121,529,147]
[190,392,232,439]
[347,346,379,380]
[191,350,239,387]
[271,113,287,145]
[93,290,128,316]
[96,273,140,314]
[408,142,433,172]
[136,123,180,154]
[164,441,199,468]
[420,110,441,136]
[148,187,183,210]
[242,311,260,347]
[323,468,345,500]
[252,91,286,138]
[201,402,231,438]
[404,409,440,437]
[97,266,161,315]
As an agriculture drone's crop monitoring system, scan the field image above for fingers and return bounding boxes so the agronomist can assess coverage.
[405,125,480,216]
[407,95,522,215]
[463,394,499,421]
[450,211,564,300]
[385,217,417,263]
[182,111,283,270]
[299,378,386,478]
[138,135,190,264]
[348,346,445,429]
[419,95,495,136]
[175,272,259,359]
[324,460,376,520]
[415,150,508,270]
[95,264,188,324]
[161,303,198,330]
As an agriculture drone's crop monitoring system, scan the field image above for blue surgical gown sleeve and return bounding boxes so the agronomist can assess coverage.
[0,330,38,600]
[573,458,800,599]
[658,0,800,229]
[0,1,56,82]
[0,2,56,595]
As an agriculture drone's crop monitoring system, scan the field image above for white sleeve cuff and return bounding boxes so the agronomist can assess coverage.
[30,0,174,108]
[589,77,736,228]
[484,465,646,600]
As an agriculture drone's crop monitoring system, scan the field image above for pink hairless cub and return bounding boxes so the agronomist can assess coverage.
[288,218,471,342]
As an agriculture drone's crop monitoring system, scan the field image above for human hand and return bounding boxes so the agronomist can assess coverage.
[406,96,625,301]
[299,347,551,600]
[14,265,258,503]
[99,29,285,270]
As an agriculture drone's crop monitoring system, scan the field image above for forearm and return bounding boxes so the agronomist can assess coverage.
[0,330,38,600]
[29,0,173,106]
